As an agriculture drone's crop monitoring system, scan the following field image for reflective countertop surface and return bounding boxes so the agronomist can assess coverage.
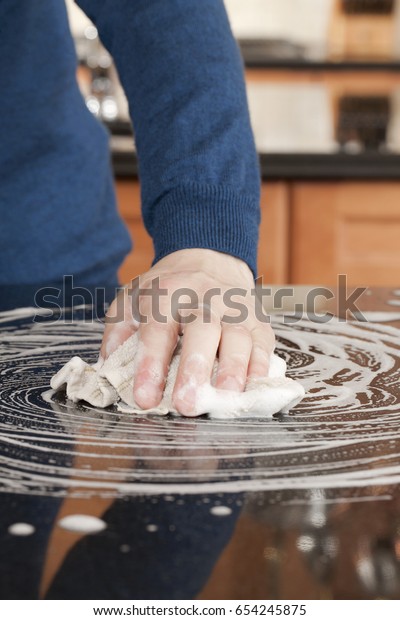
[1,286,400,599]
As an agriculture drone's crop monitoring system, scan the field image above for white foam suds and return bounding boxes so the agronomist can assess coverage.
[57,514,106,534]
[356,311,400,322]
[0,306,400,499]
[8,522,35,536]
[0,307,54,324]
[50,335,304,419]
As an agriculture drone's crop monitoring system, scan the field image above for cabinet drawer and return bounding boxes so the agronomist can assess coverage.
[291,181,400,286]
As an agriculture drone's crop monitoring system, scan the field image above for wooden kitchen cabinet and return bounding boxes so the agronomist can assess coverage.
[290,181,400,286]
[115,179,290,285]
[115,178,400,287]
[244,67,400,286]
[259,182,290,283]
[115,179,153,285]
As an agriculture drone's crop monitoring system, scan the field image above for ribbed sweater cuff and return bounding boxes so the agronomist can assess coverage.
[149,183,260,278]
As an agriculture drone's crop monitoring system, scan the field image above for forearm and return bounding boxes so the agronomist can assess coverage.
[76,0,261,276]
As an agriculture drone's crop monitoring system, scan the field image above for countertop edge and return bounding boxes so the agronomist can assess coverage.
[112,151,400,181]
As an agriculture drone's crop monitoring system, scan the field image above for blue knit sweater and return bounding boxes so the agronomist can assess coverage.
[0,0,260,285]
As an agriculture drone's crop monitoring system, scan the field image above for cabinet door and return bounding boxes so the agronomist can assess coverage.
[116,179,290,286]
[258,182,290,284]
[291,182,400,286]
[115,180,154,285]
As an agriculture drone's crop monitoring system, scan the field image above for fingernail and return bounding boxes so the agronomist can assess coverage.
[175,385,198,416]
[134,382,162,409]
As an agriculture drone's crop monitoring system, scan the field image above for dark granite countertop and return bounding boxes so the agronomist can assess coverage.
[1,286,400,599]
[112,148,400,181]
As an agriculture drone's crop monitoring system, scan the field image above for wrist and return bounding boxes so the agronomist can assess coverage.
[153,248,254,285]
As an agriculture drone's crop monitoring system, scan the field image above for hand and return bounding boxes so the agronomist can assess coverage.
[100,249,275,416]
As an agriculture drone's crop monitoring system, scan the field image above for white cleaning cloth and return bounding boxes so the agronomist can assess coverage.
[50,334,305,419]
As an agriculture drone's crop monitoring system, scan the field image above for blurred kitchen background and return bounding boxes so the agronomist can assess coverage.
[66,0,400,287]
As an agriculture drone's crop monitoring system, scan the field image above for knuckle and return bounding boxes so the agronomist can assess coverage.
[156,276,177,291]
[251,323,275,345]
[189,306,221,327]
[252,343,270,361]
[140,317,165,332]
[218,354,248,376]
[139,320,175,342]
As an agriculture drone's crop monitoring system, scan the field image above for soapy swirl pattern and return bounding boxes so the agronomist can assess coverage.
[0,307,399,497]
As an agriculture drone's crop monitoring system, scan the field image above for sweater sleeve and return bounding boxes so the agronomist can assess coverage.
[76,0,261,277]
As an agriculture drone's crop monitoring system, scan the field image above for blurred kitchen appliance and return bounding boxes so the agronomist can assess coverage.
[329,0,397,59]
[73,25,130,126]
[337,95,390,151]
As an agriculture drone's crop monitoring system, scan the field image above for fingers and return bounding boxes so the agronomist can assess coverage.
[133,319,179,410]
[132,276,180,409]
[99,268,276,418]
[215,324,252,391]
[100,287,138,360]
[172,312,221,416]
[247,324,275,379]
[174,321,273,415]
